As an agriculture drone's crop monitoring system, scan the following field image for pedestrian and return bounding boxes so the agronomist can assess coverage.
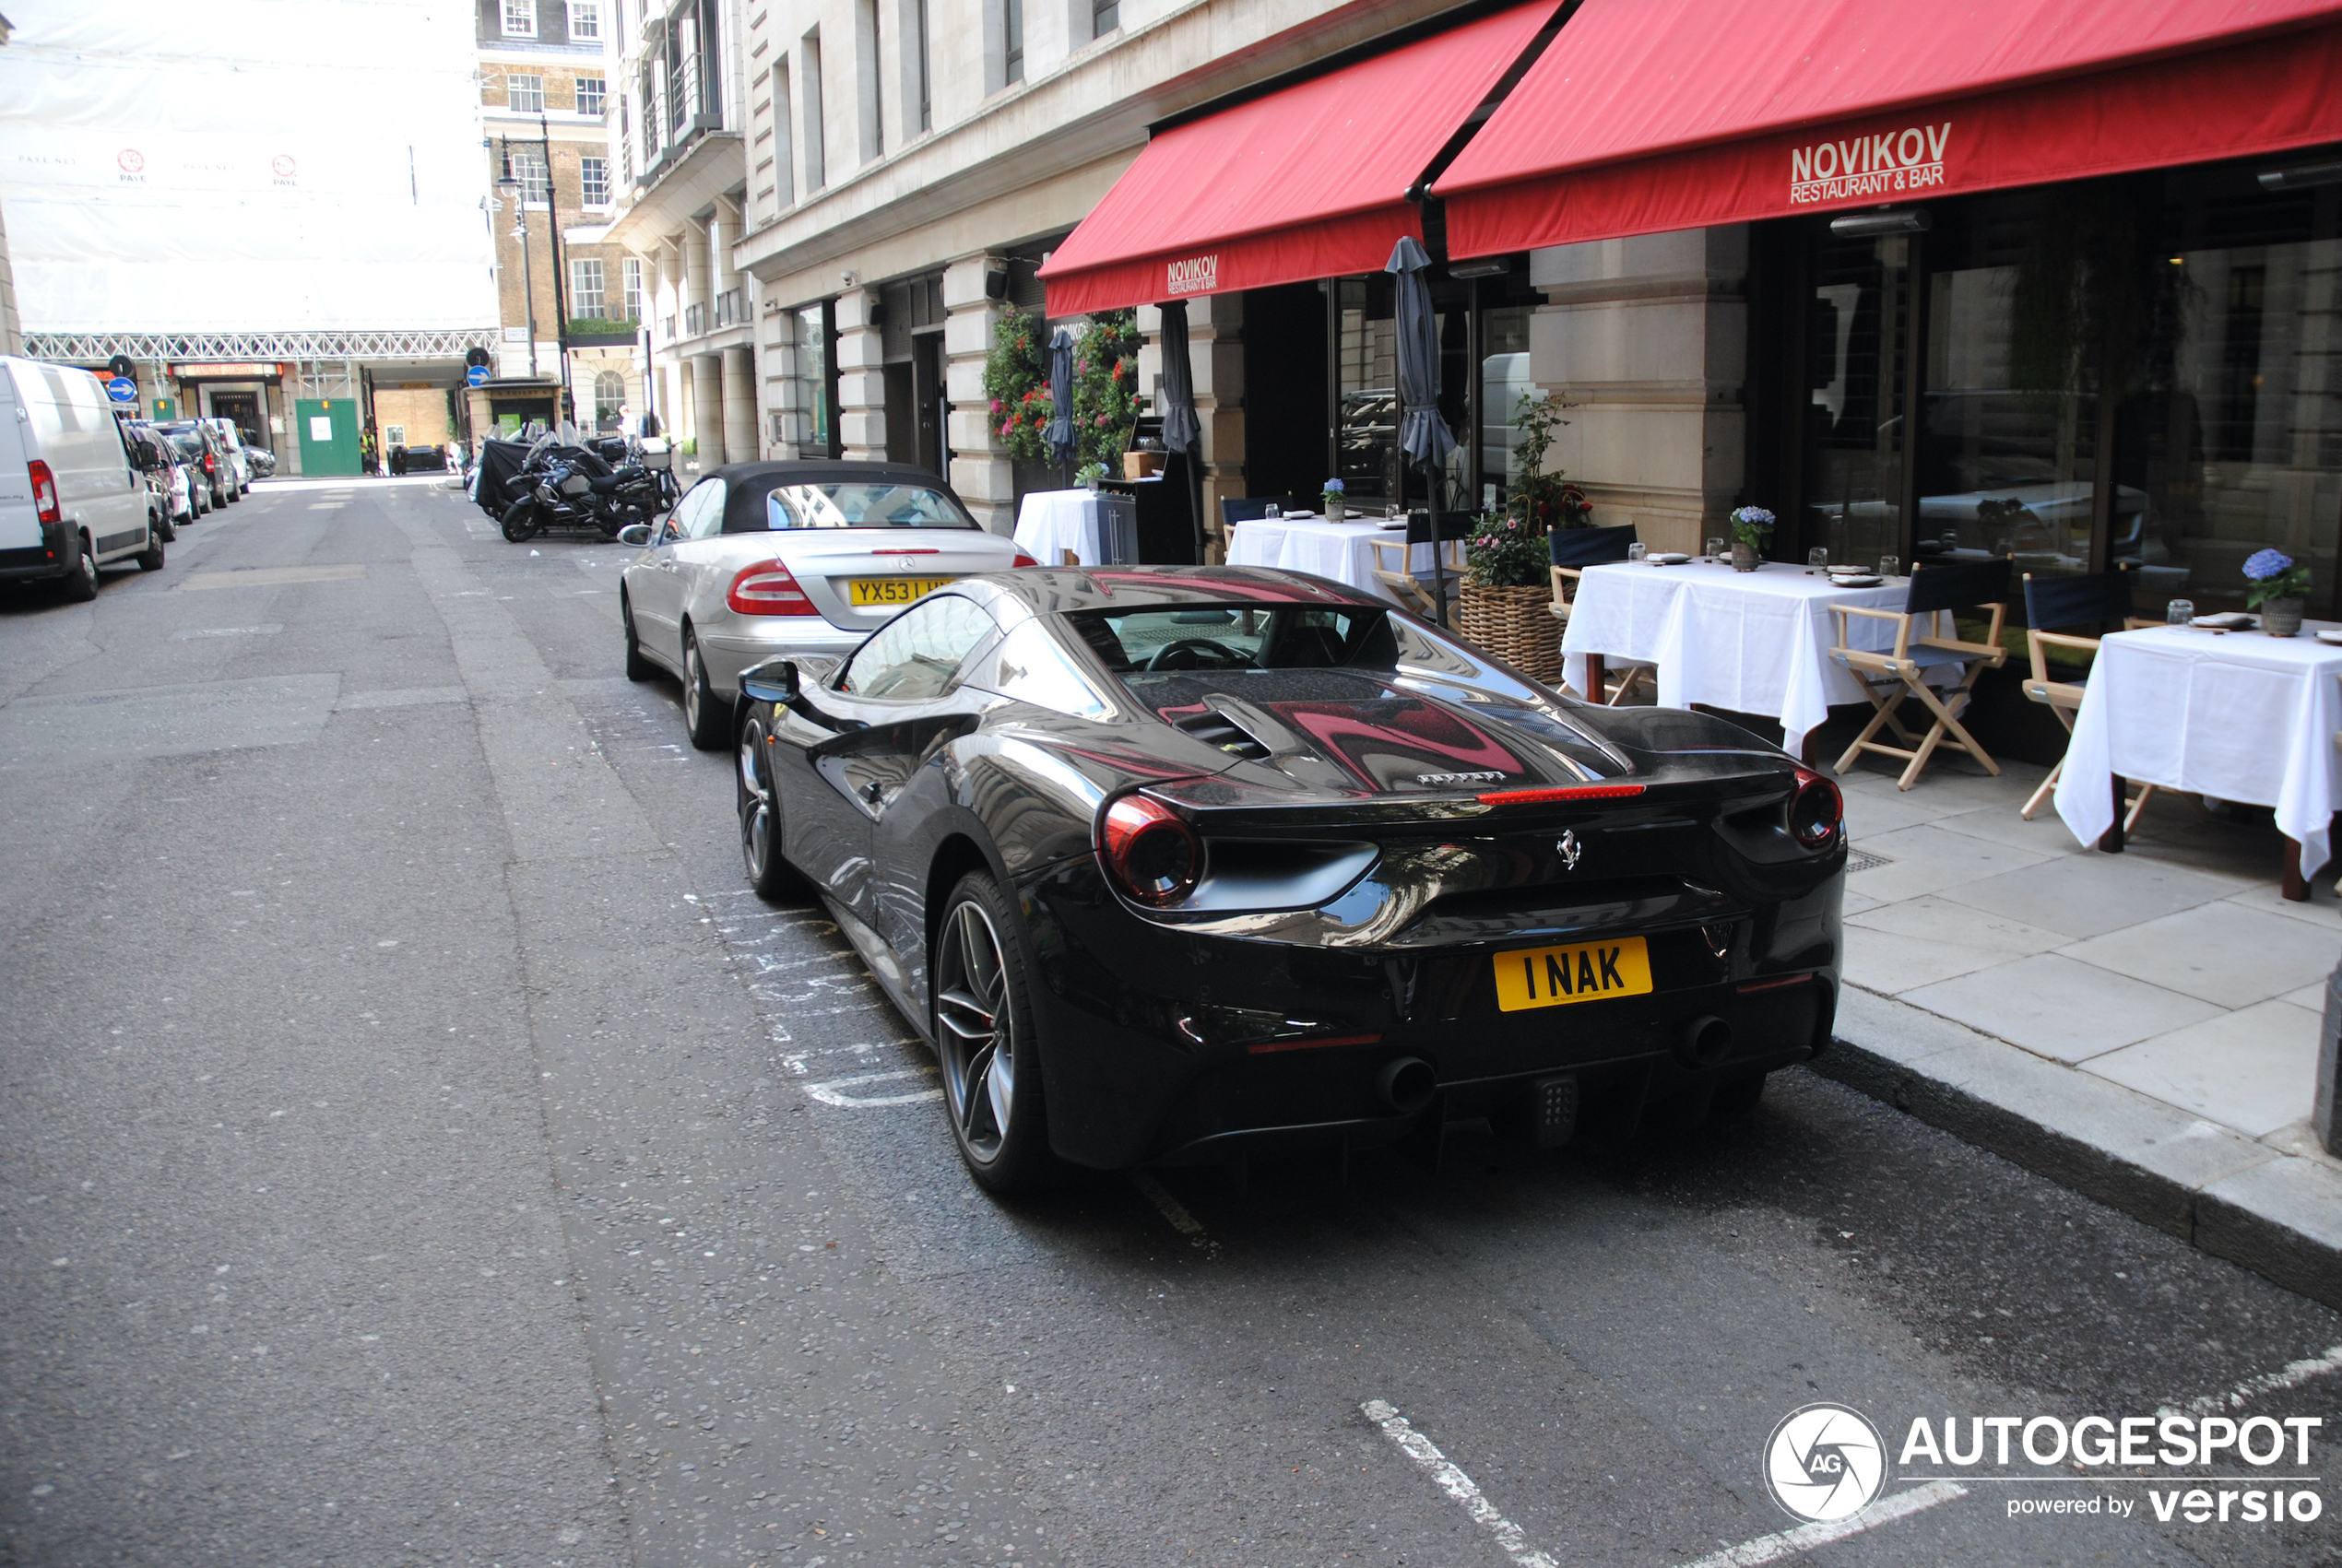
[389,442,408,477]
[361,430,379,477]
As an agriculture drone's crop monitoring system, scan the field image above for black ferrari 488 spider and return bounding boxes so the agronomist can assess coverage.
[733,565,1844,1191]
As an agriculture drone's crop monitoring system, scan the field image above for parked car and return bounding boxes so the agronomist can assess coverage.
[201,418,251,498]
[141,425,200,525]
[397,442,448,472]
[120,422,179,541]
[729,566,1846,1191]
[614,461,1031,749]
[0,356,163,597]
[242,444,278,479]
[153,420,235,509]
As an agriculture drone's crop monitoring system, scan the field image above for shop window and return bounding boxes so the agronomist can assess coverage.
[1477,304,1534,512]
[507,74,545,114]
[1335,276,1399,501]
[1804,230,1914,572]
[797,302,835,455]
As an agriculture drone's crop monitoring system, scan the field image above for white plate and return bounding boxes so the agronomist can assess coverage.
[1827,574,1884,587]
[2192,612,2256,629]
[1648,551,1692,564]
[2315,630,2342,645]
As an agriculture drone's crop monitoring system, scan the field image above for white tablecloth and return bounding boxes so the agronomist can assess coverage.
[1013,489,1107,565]
[1559,560,1944,755]
[1225,514,1439,606]
[2053,622,2342,876]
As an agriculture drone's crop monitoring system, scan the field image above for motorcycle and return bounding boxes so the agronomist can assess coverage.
[476,431,677,542]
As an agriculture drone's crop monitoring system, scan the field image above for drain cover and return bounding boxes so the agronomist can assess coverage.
[1845,850,1890,874]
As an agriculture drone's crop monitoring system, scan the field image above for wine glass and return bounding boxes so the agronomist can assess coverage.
[1806,548,1829,574]
[2167,598,2195,626]
[1264,504,1282,519]
[1877,554,1900,579]
[1627,542,1648,562]
[1705,536,1725,562]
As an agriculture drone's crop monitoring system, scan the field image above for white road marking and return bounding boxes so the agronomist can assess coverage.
[2161,1341,2342,1418]
[1675,1480,1968,1568]
[801,1067,941,1107]
[1130,1171,1216,1255]
[1361,1399,1555,1568]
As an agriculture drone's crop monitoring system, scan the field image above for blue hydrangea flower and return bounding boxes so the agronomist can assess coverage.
[2243,548,2294,580]
[1322,478,1345,493]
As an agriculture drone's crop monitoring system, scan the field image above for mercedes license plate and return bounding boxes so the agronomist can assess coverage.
[1493,937,1652,1012]
[849,576,954,607]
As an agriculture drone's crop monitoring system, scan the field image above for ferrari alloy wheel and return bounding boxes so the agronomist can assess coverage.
[933,872,1054,1193]
[682,631,726,750]
[737,713,807,902]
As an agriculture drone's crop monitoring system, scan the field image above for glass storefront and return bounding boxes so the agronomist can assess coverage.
[1781,155,2342,617]
[795,301,836,458]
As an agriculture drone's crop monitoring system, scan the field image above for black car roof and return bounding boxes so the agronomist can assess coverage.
[704,460,974,535]
[959,564,1386,615]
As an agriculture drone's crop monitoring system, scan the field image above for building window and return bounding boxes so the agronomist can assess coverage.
[797,303,834,454]
[506,74,545,114]
[622,256,643,320]
[568,1,601,41]
[385,424,407,448]
[1092,0,1118,37]
[571,257,607,318]
[501,0,536,38]
[1004,0,1023,85]
[913,0,932,133]
[595,370,625,426]
[800,29,825,192]
[576,75,606,117]
[855,0,883,164]
[510,145,550,204]
[579,156,609,206]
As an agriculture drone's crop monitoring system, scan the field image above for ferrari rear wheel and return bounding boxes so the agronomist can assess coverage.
[737,712,809,902]
[933,871,1056,1194]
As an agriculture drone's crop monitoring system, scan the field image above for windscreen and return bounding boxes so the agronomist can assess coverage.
[759,481,976,531]
[1068,605,1400,676]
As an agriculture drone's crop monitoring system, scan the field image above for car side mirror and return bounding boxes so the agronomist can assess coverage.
[616,523,653,547]
[739,658,800,705]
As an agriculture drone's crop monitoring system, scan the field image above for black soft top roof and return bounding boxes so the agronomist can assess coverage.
[704,460,974,535]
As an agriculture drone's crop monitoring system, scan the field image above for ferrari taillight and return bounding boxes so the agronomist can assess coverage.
[1476,784,1646,805]
[727,559,818,616]
[1099,794,1200,905]
[1790,767,1843,848]
[27,460,59,525]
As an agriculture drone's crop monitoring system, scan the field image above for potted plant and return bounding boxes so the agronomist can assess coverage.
[1728,505,1776,572]
[1506,393,1591,532]
[1321,477,1346,522]
[1458,511,1566,682]
[2244,548,2312,636]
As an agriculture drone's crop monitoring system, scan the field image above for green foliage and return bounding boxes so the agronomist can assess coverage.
[1465,511,1554,588]
[566,317,642,338]
[981,307,1142,469]
[1728,505,1777,548]
[1505,391,1591,532]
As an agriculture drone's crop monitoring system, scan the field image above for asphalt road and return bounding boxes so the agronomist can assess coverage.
[2,477,2337,1568]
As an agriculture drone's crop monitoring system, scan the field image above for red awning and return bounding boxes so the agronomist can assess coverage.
[1434,0,2342,257]
[1039,1,1558,316]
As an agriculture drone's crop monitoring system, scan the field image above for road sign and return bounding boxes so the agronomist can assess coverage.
[467,365,491,387]
[105,376,137,403]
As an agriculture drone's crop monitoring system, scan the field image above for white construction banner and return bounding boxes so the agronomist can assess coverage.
[0,0,498,335]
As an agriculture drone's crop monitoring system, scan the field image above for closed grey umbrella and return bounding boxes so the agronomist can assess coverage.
[1387,235,1456,619]
[1157,301,1205,563]
[1046,325,1079,476]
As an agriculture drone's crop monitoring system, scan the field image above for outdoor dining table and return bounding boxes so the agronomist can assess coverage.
[1224,513,1438,607]
[1559,559,1947,759]
[1011,489,1110,566]
[2052,620,2342,901]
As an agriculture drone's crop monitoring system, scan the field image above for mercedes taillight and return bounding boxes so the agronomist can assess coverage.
[727,560,818,616]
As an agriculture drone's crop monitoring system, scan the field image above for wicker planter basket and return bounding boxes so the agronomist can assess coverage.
[1457,581,1565,682]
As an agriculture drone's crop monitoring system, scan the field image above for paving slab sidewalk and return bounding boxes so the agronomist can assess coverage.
[1815,755,2342,1311]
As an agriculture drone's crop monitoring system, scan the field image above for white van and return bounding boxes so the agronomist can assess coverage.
[0,357,161,599]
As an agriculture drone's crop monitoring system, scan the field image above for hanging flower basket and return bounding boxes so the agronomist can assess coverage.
[1458,581,1564,683]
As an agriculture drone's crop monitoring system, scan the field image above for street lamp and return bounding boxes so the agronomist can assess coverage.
[497,147,538,381]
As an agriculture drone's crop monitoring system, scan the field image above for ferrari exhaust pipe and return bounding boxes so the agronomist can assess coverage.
[1377,1056,1437,1114]
[1680,1015,1733,1067]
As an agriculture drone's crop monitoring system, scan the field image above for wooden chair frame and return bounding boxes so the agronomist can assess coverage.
[2021,619,2159,827]
[1369,535,1465,625]
[1829,596,2008,789]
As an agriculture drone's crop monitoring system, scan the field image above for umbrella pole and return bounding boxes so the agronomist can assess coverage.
[1428,464,1449,628]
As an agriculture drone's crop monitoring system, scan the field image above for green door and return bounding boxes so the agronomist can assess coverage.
[295,398,361,477]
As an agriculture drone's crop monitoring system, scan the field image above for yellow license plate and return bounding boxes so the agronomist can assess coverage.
[849,576,954,607]
[1493,937,1652,1012]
